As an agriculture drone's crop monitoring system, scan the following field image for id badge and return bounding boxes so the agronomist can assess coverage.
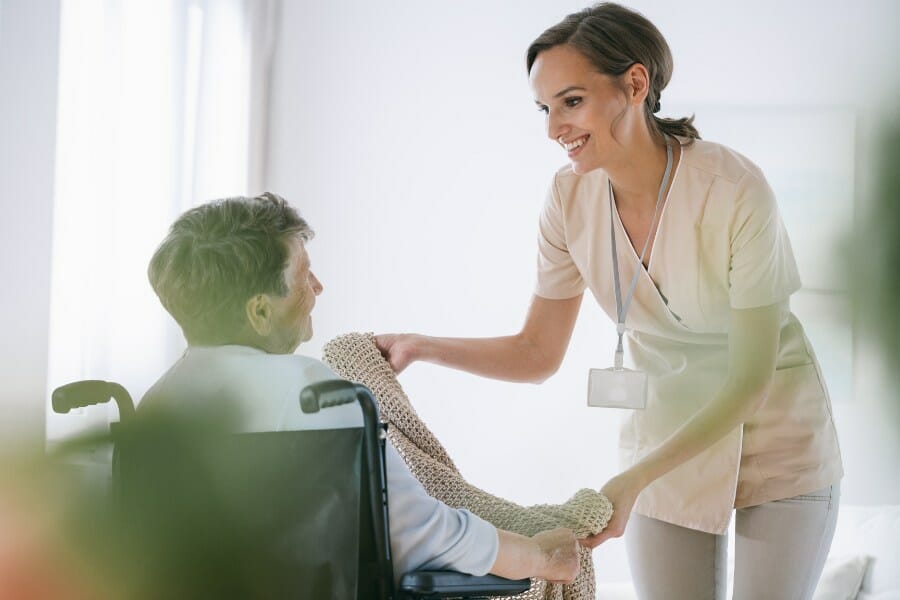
[587,367,648,409]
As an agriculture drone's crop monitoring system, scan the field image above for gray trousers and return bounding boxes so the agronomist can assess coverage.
[625,484,840,600]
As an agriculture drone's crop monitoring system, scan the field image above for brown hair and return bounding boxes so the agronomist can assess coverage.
[526,2,699,143]
[148,192,313,346]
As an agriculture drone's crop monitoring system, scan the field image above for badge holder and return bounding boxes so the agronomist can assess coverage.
[586,139,672,411]
[587,325,648,409]
[587,370,647,409]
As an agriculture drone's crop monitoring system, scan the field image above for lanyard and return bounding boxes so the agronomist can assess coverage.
[608,140,674,369]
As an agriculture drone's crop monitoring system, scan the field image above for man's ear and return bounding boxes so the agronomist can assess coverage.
[245,294,273,336]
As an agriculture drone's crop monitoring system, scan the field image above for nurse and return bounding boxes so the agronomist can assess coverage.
[377,3,843,599]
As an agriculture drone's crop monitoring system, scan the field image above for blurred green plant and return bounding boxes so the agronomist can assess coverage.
[850,122,900,408]
[1,405,360,599]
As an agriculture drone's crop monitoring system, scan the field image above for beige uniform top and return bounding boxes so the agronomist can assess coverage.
[535,138,843,534]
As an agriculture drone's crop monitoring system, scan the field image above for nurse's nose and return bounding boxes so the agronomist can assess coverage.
[546,110,569,143]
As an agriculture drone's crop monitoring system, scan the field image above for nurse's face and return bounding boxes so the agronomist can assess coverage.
[529,44,632,175]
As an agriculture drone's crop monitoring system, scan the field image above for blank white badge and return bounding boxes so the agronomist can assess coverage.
[587,367,648,409]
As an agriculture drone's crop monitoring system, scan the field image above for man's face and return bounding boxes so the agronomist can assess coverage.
[266,239,323,354]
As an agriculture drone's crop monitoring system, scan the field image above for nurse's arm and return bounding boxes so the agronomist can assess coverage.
[585,303,781,546]
[375,294,583,383]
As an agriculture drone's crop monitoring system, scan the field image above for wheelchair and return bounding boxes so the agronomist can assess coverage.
[52,378,529,599]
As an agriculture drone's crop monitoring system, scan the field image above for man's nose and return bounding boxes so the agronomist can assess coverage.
[311,272,323,295]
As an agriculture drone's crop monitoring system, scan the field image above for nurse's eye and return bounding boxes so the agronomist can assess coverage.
[564,96,583,108]
[536,104,549,115]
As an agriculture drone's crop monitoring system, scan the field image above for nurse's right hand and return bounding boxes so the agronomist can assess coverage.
[375,333,421,374]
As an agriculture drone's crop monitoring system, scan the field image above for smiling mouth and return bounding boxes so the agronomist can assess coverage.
[560,134,589,153]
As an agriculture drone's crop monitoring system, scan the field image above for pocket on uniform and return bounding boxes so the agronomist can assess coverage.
[791,486,834,502]
[742,363,836,480]
[777,485,835,508]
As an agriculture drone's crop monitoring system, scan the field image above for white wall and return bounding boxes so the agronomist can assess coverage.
[1,0,894,585]
[0,0,61,451]
[266,0,900,583]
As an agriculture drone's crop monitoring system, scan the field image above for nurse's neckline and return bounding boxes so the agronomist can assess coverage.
[610,136,684,272]
[605,136,684,213]
[610,136,683,215]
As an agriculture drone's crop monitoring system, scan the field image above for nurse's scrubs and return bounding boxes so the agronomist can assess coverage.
[535,137,843,534]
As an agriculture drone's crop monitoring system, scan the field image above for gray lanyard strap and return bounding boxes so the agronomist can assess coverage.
[609,140,674,369]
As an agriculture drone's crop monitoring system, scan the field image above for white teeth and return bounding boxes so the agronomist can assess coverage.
[564,136,587,151]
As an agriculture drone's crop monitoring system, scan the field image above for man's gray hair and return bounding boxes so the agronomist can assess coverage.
[148,192,313,345]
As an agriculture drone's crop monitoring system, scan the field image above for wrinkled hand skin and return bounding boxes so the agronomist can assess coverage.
[534,527,581,584]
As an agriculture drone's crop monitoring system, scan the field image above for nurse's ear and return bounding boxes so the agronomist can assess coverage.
[622,63,651,108]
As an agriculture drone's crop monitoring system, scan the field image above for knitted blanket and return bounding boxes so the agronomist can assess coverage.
[322,333,613,600]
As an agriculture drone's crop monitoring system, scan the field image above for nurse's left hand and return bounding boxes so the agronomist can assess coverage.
[579,472,643,549]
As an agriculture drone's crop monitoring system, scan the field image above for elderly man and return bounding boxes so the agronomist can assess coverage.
[141,192,580,584]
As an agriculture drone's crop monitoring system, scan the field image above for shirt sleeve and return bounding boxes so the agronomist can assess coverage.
[535,175,586,300]
[385,442,499,582]
[728,171,801,309]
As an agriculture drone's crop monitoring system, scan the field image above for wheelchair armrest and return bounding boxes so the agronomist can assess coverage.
[398,570,530,598]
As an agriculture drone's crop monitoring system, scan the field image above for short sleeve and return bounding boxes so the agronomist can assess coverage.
[535,175,586,299]
[728,172,801,309]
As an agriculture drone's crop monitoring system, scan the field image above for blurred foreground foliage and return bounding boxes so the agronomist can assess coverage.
[0,408,316,600]
[851,123,900,413]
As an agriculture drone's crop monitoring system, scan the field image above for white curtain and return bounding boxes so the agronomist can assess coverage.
[46,0,278,441]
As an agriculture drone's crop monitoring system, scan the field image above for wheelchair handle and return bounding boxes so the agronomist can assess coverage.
[52,380,136,418]
[299,379,364,413]
[299,379,393,599]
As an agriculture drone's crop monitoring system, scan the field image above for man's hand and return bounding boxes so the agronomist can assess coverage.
[580,472,642,549]
[492,527,580,583]
[374,333,420,374]
[533,527,581,584]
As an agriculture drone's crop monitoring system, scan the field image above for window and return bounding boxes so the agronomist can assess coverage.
[47,0,275,441]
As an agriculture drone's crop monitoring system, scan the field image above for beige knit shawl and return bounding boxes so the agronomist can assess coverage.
[323,333,613,600]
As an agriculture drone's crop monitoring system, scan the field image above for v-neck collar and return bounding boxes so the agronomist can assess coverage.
[609,138,685,280]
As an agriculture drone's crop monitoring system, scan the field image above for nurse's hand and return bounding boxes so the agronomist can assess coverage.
[374,333,421,373]
[580,472,643,549]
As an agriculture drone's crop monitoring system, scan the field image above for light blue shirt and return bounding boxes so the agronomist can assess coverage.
[140,344,499,581]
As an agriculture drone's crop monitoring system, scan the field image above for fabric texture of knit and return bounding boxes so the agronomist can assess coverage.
[322,332,613,600]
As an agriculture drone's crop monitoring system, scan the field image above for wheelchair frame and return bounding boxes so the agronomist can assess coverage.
[52,378,530,599]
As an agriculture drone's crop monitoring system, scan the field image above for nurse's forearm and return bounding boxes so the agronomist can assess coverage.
[410,294,583,383]
[412,334,558,383]
[627,377,772,489]
[626,304,781,489]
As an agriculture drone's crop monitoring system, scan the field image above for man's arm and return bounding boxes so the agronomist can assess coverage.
[492,528,580,583]
[385,443,580,583]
